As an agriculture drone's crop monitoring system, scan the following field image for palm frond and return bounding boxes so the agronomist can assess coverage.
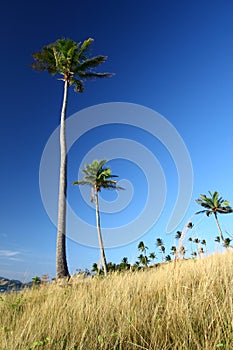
[78,72,113,79]
[77,56,108,71]
[195,209,208,215]
[31,37,113,87]
[73,180,91,186]
[76,38,94,60]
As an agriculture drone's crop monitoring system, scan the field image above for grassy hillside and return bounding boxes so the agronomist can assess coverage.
[0,251,232,350]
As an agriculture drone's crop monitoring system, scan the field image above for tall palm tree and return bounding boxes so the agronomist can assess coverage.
[73,160,123,276]
[31,38,112,278]
[196,191,233,242]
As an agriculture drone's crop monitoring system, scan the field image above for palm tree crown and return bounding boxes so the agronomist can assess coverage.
[73,159,122,195]
[196,191,232,242]
[31,38,112,92]
[196,191,232,217]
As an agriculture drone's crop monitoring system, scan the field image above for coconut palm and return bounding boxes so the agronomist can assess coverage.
[137,241,148,256]
[179,245,186,259]
[119,257,130,271]
[223,238,232,249]
[73,160,123,276]
[32,276,41,286]
[175,231,182,240]
[170,245,177,258]
[165,255,172,262]
[201,239,207,254]
[196,191,232,242]
[138,254,150,268]
[188,237,193,255]
[156,238,165,261]
[31,38,112,278]
[149,252,156,264]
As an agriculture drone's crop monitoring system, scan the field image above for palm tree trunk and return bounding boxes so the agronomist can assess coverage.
[56,80,70,279]
[95,190,108,276]
[214,213,225,242]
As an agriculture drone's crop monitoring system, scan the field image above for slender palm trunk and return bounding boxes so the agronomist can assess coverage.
[214,213,225,242]
[95,190,108,276]
[56,80,70,279]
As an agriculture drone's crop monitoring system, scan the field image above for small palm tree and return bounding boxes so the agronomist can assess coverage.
[138,254,150,268]
[156,238,165,261]
[32,276,41,286]
[175,231,182,240]
[149,252,156,264]
[193,238,200,257]
[137,241,148,256]
[73,160,123,276]
[188,237,193,255]
[31,38,112,279]
[199,247,204,257]
[170,245,177,259]
[191,251,197,258]
[119,257,130,271]
[179,245,186,259]
[196,191,232,242]
[223,238,232,249]
[187,222,194,229]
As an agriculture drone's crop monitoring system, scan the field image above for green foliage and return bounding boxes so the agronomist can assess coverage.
[196,191,233,216]
[73,159,123,193]
[25,337,50,350]
[31,38,113,92]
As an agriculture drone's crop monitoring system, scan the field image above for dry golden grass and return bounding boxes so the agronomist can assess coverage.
[0,251,232,350]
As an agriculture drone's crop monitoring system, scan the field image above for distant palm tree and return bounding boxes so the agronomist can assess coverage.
[165,255,172,262]
[200,239,207,255]
[137,241,148,256]
[138,254,150,268]
[73,160,123,276]
[170,245,177,259]
[119,257,130,271]
[187,222,194,229]
[199,247,204,257]
[149,252,156,264]
[223,238,232,249]
[201,239,206,246]
[31,38,112,278]
[32,276,41,286]
[196,191,233,242]
[193,238,200,257]
[156,238,165,261]
[188,237,193,256]
[179,245,186,259]
[191,251,197,258]
[175,231,182,240]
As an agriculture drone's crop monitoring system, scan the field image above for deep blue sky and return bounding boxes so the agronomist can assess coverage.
[1,0,233,281]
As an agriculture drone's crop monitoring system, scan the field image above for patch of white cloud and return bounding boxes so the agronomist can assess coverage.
[0,250,20,257]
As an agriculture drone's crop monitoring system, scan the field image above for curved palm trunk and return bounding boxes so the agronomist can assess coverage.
[95,190,108,276]
[56,80,70,278]
[214,213,225,242]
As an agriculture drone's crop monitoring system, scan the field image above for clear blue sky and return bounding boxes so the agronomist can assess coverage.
[1,0,233,281]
